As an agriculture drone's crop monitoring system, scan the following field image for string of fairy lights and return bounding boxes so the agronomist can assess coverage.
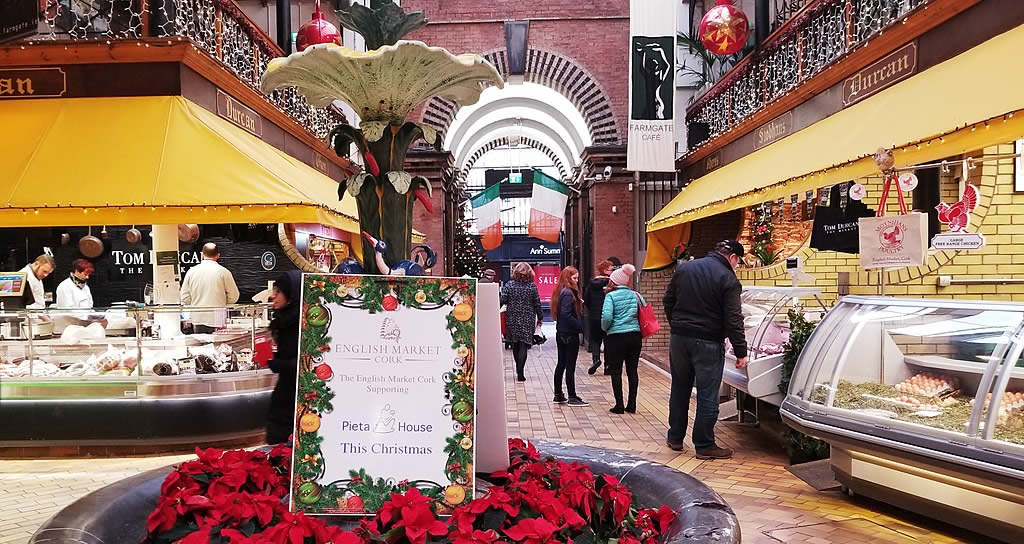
[652,109,1024,229]
[0,202,358,225]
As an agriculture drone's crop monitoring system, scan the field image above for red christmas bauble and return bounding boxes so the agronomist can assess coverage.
[296,1,342,52]
[382,295,399,311]
[314,364,333,381]
[698,0,750,56]
[346,495,364,511]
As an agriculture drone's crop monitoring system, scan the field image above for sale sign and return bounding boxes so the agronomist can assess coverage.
[290,274,477,515]
[534,265,560,303]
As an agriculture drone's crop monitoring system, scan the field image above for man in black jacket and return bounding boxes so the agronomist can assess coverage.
[662,240,748,459]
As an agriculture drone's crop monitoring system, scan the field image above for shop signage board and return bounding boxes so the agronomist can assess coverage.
[842,42,917,107]
[534,264,560,303]
[0,1,38,45]
[291,274,477,515]
[931,233,986,250]
[704,151,722,174]
[754,112,793,150]
[216,89,262,137]
[0,67,66,99]
[627,0,677,172]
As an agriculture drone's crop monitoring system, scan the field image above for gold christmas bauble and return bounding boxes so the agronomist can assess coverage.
[456,345,470,358]
[444,484,466,505]
[335,285,348,297]
[453,303,473,322]
[299,412,321,433]
[460,437,473,450]
[415,290,427,304]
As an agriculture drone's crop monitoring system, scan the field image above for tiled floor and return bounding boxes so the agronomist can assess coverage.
[0,331,988,543]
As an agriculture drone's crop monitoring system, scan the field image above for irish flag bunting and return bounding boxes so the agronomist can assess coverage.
[470,183,503,250]
[528,171,570,243]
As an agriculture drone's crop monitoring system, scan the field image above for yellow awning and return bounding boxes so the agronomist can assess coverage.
[645,23,1024,268]
[0,96,359,231]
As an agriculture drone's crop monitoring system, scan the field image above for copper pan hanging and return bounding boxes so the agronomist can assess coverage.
[79,227,103,259]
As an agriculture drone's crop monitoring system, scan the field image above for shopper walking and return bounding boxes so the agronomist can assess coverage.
[551,266,589,406]
[601,263,643,414]
[266,270,302,444]
[584,260,613,375]
[501,262,544,382]
[663,240,748,459]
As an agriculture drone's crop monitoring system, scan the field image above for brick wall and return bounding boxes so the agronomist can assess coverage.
[637,266,675,369]
[734,143,1024,303]
[592,180,634,264]
[404,1,630,143]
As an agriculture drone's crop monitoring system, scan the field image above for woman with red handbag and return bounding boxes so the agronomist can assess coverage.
[600,263,650,414]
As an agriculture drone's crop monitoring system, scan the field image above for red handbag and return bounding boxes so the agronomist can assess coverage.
[634,292,661,339]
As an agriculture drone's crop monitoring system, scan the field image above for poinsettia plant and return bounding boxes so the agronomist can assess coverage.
[143,439,678,544]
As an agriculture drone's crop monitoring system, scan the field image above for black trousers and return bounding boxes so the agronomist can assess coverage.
[605,331,641,409]
[512,341,530,379]
[588,320,605,364]
[554,333,580,398]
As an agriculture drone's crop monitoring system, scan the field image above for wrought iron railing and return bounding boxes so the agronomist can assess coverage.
[688,0,926,150]
[36,0,336,141]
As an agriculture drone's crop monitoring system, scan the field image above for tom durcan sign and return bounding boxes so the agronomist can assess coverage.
[843,42,917,107]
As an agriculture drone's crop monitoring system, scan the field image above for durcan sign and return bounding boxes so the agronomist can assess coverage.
[843,42,917,107]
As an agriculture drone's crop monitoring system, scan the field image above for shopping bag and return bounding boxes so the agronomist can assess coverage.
[634,292,661,339]
[532,323,547,345]
[858,173,928,268]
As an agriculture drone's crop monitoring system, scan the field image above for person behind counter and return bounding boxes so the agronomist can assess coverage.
[55,259,94,309]
[20,254,55,309]
[180,243,239,333]
[266,270,302,444]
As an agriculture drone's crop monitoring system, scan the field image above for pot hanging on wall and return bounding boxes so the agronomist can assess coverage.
[178,224,200,243]
[60,233,71,246]
[126,226,142,244]
[79,227,103,259]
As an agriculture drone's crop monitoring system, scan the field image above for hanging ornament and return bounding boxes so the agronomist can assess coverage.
[456,345,470,358]
[305,304,331,328]
[452,303,473,322]
[300,412,322,433]
[346,495,364,511]
[335,285,348,298]
[849,183,867,201]
[296,482,322,505]
[460,437,473,450]
[444,484,466,505]
[414,290,427,304]
[898,172,919,192]
[452,400,474,422]
[314,363,334,381]
[382,294,399,311]
[698,0,751,56]
[296,0,342,52]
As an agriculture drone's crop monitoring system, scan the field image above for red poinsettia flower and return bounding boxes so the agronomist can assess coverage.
[466,488,519,518]
[395,500,449,544]
[637,505,677,532]
[378,487,433,525]
[598,475,633,524]
[502,517,559,544]
[451,528,499,544]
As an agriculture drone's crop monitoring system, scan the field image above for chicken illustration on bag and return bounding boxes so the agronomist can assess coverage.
[935,184,979,233]
[881,224,903,248]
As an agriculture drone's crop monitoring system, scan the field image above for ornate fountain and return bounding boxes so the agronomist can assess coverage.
[261,1,504,274]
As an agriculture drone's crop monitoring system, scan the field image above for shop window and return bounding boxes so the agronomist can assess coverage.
[912,168,940,242]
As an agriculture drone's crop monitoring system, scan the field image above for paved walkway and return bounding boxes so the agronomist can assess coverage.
[0,331,986,544]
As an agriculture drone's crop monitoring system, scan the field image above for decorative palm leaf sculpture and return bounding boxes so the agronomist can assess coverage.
[261,1,504,274]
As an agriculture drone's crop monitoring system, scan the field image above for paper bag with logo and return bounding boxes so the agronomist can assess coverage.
[858,175,928,268]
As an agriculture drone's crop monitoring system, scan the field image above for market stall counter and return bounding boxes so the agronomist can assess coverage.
[0,304,276,455]
[780,296,1024,543]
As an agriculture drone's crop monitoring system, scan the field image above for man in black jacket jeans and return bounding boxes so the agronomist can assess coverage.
[663,240,748,459]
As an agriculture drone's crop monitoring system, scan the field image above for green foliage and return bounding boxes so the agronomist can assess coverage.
[750,242,784,267]
[454,216,487,278]
[780,310,829,463]
[676,29,753,101]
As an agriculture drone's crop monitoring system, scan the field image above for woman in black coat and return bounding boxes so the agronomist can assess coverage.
[500,262,544,382]
[266,270,302,444]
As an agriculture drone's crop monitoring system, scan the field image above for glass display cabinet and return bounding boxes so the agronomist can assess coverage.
[723,286,827,408]
[0,304,277,451]
[780,296,1024,543]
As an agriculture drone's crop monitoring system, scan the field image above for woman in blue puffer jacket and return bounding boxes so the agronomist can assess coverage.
[601,263,643,414]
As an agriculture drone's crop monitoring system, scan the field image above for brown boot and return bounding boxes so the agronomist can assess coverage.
[695,445,733,460]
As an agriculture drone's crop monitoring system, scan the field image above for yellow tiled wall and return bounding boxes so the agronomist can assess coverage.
[737,144,1024,303]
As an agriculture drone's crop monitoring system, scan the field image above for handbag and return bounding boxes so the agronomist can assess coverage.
[634,292,661,339]
[810,184,875,254]
[858,173,929,268]
[532,323,547,345]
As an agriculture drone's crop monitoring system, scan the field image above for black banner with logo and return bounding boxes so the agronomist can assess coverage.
[809,184,876,254]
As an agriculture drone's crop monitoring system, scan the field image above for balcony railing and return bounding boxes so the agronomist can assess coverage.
[36,0,337,141]
[687,0,926,151]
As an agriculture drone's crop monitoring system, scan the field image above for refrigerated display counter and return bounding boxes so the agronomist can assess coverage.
[780,296,1024,543]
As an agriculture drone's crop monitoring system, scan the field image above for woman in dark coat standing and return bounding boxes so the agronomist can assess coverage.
[266,270,302,444]
[584,260,613,375]
[551,266,588,406]
[500,262,544,382]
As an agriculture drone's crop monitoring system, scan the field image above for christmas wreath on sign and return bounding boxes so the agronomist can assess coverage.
[292,274,478,515]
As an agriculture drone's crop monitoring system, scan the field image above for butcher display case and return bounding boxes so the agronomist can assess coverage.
[723,286,827,407]
[0,304,277,452]
[780,296,1024,543]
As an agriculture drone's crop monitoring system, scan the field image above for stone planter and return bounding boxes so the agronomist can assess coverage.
[30,440,739,544]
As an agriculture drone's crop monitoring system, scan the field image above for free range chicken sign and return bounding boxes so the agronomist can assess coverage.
[931,184,986,250]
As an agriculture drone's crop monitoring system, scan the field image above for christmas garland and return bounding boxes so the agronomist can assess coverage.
[292,274,477,515]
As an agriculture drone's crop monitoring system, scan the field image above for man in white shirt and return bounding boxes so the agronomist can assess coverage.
[180,243,239,333]
[55,259,95,309]
[19,255,55,309]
